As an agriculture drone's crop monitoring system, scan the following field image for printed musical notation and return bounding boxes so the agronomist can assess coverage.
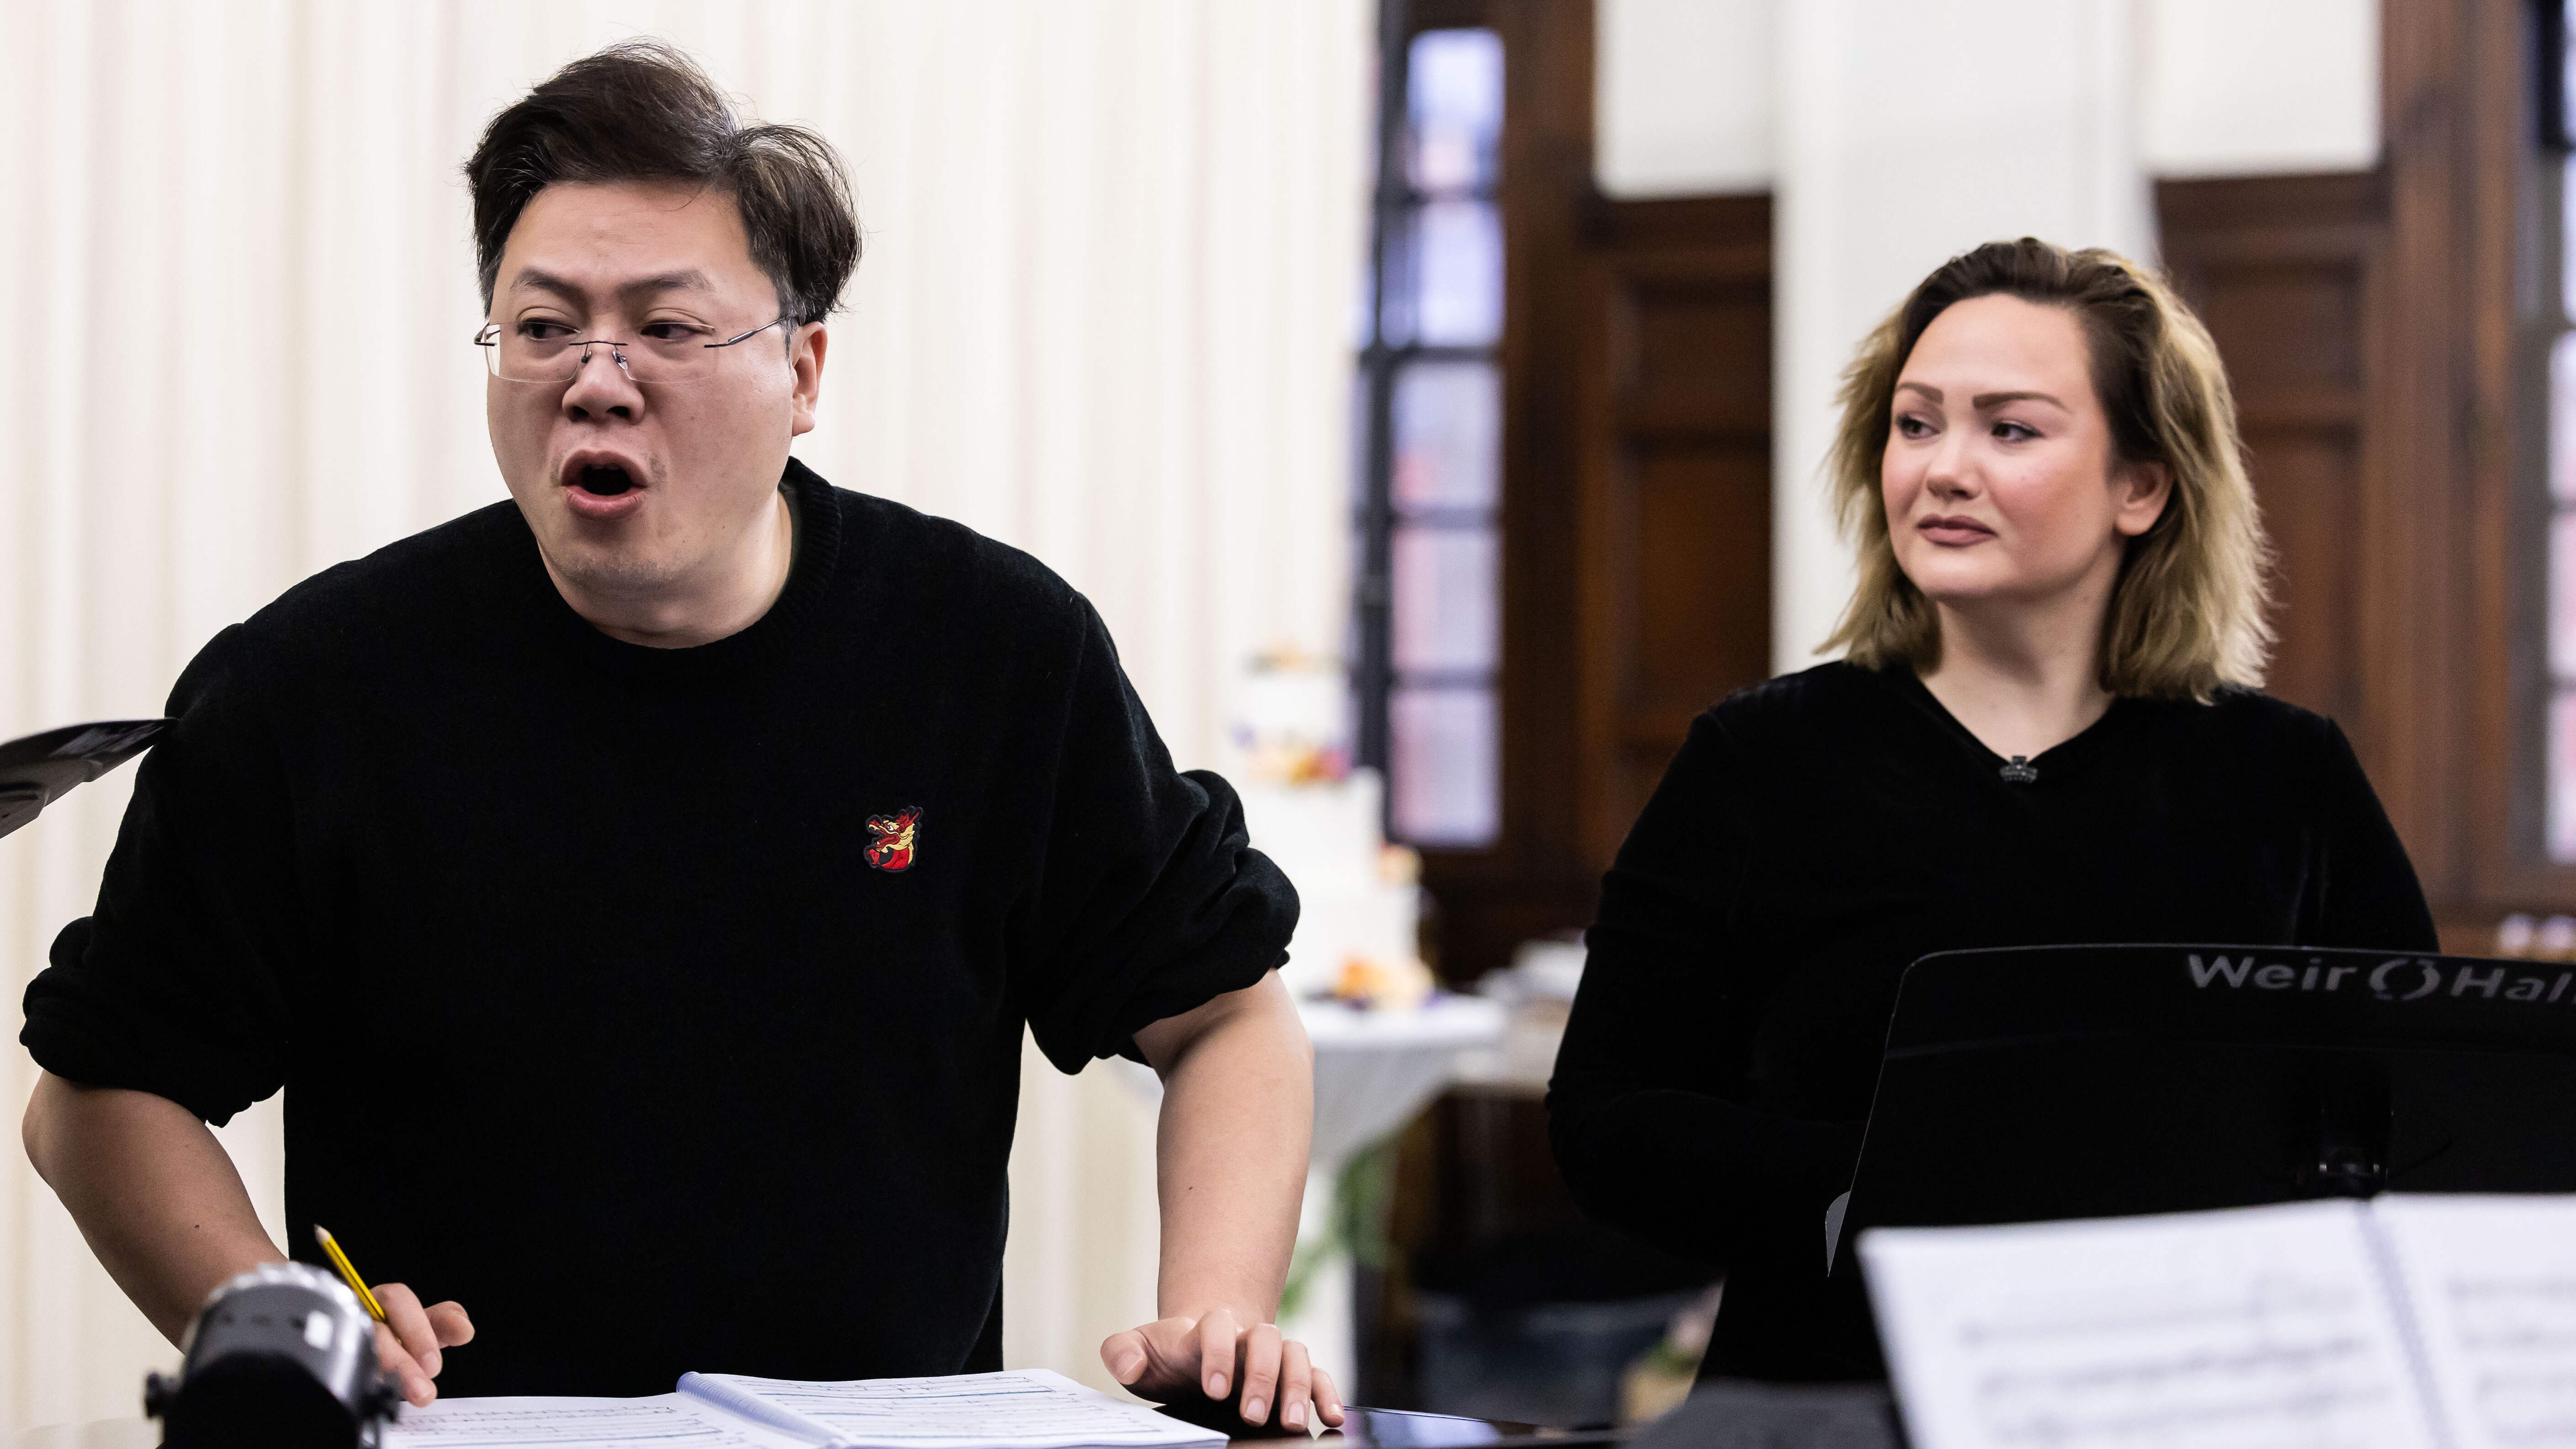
[687,1371,1210,1448]
[1864,1201,2438,1449]
[2377,1196,2576,1449]
[388,1369,1222,1449]
[387,1395,809,1449]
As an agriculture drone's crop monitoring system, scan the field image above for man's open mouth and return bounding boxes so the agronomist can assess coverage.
[576,464,636,497]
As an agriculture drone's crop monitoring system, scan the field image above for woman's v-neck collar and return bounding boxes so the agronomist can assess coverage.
[1882,663,2137,784]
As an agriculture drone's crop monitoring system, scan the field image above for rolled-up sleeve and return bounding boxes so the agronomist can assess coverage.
[21,626,302,1126]
[1006,599,1296,1073]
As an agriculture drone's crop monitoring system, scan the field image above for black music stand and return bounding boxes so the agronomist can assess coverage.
[1808,942,2576,1378]
[0,719,169,841]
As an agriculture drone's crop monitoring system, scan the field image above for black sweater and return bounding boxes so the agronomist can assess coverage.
[22,460,1295,1396]
[1546,661,2437,1381]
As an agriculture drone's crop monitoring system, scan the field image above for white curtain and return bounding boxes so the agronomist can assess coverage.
[0,1,1365,1432]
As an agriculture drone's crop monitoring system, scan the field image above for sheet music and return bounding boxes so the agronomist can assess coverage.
[385,1393,814,1449]
[1861,1201,2439,1449]
[681,1369,1222,1449]
[2374,1194,2576,1449]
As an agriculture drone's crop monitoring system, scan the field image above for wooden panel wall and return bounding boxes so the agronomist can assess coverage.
[1572,197,1775,867]
[2156,172,2388,734]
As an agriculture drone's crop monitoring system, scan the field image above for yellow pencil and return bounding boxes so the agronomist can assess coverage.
[314,1225,387,1322]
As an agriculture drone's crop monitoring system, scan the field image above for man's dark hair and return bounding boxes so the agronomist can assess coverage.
[465,39,859,325]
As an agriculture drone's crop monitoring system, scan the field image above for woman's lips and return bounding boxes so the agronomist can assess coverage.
[1917,517,1993,547]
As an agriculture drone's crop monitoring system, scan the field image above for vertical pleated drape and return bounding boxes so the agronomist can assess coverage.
[0,1,1365,1431]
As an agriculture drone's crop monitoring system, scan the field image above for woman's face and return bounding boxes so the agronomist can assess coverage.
[1881,294,2169,616]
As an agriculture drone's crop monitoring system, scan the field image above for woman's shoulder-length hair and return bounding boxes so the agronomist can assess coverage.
[1819,237,2274,702]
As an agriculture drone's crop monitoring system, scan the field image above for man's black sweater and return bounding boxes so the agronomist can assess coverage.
[1546,661,2437,1381]
[22,459,1296,1396]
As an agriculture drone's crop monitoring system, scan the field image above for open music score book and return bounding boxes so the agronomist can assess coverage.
[385,1368,1227,1449]
[1861,1194,2576,1449]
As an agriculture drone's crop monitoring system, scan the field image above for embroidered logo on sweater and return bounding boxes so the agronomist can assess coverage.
[865,806,922,872]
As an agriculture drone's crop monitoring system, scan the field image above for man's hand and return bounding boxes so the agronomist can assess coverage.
[1121,974,1329,1433]
[23,1074,476,1407]
[1102,1308,1344,1433]
[371,1282,474,1406]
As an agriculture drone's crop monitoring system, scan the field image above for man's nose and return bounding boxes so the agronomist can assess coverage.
[560,341,645,420]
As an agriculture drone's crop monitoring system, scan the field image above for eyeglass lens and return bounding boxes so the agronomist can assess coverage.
[478,318,786,385]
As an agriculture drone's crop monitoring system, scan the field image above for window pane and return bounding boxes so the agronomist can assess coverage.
[1409,29,1502,195]
[2565,2,2576,155]
[1393,525,1499,673]
[1409,200,1503,346]
[2565,152,2576,324]
[2556,512,2576,682]
[1356,229,1380,350]
[1353,372,1375,510]
[1391,685,1498,846]
[1393,361,1500,511]
[2556,334,2576,502]
[2552,691,2576,861]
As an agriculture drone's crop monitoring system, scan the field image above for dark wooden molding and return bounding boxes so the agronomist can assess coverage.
[2382,0,2543,939]
[2156,3,2556,947]
[1411,0,1606,982]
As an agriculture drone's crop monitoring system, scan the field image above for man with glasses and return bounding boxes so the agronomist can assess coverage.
[21,40,1338,1433]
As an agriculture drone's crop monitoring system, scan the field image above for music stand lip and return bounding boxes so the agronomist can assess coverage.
[1854,942,2576,1189]
[0,719,170,843]
[1806,941,2576,1378]
[1881,941,2576,1055]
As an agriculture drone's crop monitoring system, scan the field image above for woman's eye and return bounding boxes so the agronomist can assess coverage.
[1993,421,2039,442]
[1894,415,1933,439]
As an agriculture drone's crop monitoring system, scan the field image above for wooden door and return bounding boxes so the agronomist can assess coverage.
[1572,196,1774,868]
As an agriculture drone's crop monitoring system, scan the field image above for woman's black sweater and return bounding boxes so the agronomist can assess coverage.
[1545,661,2438,1380]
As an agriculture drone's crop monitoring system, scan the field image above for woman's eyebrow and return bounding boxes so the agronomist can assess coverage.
[1974,389,2066,409]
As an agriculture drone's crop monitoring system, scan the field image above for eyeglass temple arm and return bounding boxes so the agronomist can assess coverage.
[705,317,795,350]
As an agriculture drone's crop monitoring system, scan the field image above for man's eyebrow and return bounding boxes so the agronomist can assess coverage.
[615,268,717,299]
[508,268,586,303]
[504,267,719,303]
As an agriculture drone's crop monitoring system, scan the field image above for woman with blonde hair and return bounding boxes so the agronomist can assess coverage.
[1546,238,2435,1381]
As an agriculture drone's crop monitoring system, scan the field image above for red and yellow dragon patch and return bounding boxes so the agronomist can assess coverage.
[865,806,922,872]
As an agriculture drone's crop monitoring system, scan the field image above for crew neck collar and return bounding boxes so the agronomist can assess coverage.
[517,456,843,680]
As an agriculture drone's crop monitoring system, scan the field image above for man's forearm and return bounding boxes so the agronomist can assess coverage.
[21,1072,285,1342]
[1135,974,1312,1320]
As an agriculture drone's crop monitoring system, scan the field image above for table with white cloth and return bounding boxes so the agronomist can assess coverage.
[1115,994,1506,1390]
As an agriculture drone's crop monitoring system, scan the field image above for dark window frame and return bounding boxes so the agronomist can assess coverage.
[1354,0,1508,849]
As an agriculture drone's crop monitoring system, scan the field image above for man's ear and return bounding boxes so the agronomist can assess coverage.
[2114,459,2173,539]
[789,323,829,437]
